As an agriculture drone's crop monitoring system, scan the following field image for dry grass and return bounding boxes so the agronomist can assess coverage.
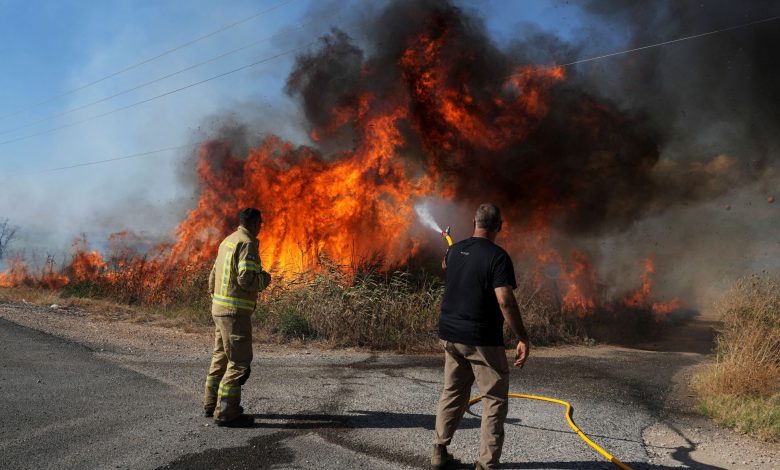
[3,263,587,351]
[257,267,590,351]
[4,258,667,351]
[256,266,443,351]
[0,285,63,305]
[1,280,216,336]
[511,277,578,345]
[693,274,780,442]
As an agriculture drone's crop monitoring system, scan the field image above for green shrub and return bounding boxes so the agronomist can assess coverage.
[276,306,313,339]
[60,280,103,299]
[697,394,780,442]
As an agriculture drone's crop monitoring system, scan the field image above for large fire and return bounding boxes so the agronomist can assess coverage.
[0,1,683,317]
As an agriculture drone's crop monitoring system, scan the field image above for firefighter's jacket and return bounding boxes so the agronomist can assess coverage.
[208,226,270,316]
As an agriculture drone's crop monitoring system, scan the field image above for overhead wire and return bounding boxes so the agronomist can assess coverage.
[12,12,780,176]
[0,0,297,122]
[10,10,776,149]
[0,42,317,147]
[0,10,340,138]
[555,14,780,68]
[492,13,780,87]
[11,144,200,176]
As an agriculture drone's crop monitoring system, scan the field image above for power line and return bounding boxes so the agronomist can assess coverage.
[0,11,340,138]
[12,13,779,176]
[0,0,296,123]
[0,42,316,147]
[493,14,780,86]
[11,144,199,176]
[6,12,773,147]
[555,14,780,68]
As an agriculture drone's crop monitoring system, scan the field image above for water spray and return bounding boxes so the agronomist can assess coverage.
[415,203,453,247]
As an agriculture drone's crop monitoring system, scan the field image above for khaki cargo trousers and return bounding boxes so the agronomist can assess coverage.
[434,340,510,469]
[203,314,253,421]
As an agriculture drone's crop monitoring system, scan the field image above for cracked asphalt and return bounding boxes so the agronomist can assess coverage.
[1,300,778,469]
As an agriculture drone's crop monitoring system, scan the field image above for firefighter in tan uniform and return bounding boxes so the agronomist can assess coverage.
[203,207,271,427]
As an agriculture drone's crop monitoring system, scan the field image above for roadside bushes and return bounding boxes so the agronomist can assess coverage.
[59,259,212,308]
[14,251,668,350]
[693,275,780,442]
[258,267,442,351]
[259,268,585,350]
[510,276,578,345]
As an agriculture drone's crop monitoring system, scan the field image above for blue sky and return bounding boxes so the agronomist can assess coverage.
[0,0,590,168]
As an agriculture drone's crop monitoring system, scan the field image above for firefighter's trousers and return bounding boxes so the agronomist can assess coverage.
[203,314,253,421]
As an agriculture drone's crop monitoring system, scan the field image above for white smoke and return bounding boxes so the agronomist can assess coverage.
[414,202,443,233]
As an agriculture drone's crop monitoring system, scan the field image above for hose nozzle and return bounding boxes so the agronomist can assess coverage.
[441,226,453,247]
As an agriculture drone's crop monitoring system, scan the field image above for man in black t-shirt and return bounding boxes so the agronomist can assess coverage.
[431,203,530,470]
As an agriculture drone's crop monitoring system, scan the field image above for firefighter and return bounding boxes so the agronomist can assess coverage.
[203,207,271,427]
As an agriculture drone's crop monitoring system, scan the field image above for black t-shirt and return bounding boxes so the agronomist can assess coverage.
[438,237,517,346]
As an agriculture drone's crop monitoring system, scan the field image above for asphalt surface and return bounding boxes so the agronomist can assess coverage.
[0,317,401,470]
[0,308,754,470]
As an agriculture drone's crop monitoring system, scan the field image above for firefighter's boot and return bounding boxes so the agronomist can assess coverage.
[214,382,251,426]
[216,413,254,428]
[203,376,220,417]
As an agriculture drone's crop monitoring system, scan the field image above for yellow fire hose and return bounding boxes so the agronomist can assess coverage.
[468,394,633,470]
[442,230,633,469]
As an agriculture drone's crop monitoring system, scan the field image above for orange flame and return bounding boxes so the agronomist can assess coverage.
[622,258,685,315]
[0,258,29,288]
[0,20,682,319]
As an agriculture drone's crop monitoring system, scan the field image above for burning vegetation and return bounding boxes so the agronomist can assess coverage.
[6,0,778,345]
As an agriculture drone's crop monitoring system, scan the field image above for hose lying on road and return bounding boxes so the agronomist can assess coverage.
[469,393,634,470]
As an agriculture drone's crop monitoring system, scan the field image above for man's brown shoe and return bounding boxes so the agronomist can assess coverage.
[431,444,454,469]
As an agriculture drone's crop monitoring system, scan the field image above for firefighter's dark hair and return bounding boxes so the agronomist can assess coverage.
[238,207,262,227]
[475,203,502,232]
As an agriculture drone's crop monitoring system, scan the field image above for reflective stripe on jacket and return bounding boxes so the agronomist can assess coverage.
[208,226,270,316]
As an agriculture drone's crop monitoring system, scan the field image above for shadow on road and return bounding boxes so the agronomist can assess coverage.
[253,410,639,445]
[252,410,510,430]
[499,462,726,469]
[645,422,729,470]
[465,408,645,446]
[157,431,296,470]
[440,460,727,469]
[250,412,728,470]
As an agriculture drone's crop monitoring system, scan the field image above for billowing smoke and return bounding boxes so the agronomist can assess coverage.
[7,0,777,310]
[269,0,779,305]
[284,0,776,236]
[574,0,780,165]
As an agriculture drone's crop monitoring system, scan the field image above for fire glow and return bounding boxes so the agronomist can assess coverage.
[1,1,684,316]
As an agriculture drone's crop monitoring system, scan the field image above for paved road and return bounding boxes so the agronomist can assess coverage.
[0,318,401,470]
[0,314,729,469]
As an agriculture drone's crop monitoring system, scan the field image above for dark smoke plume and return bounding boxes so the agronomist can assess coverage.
[574,0,780,166]
[280,0,779,238]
